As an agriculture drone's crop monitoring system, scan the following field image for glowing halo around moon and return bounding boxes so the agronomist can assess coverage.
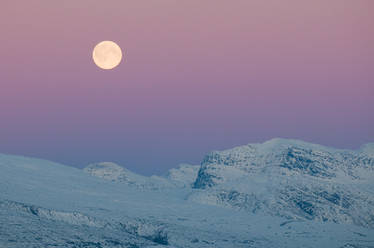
[92,41,122,70]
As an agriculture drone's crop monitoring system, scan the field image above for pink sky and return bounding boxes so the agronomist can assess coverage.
[1,0,373,174]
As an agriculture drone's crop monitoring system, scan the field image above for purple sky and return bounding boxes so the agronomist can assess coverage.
[1,0,373,175]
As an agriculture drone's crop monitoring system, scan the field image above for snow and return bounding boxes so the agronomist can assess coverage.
[165,163,200,187]
[192,139,374,228]
[360,142,374,158]
[84,161,175,190]
[1,139,374,247]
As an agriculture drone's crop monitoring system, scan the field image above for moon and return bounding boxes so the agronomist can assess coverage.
[92,41,122,70]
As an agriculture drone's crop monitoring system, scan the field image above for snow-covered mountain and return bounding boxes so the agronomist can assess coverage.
[81,139,374,228]
[1,138,374,248]
[83,162,199,189]
[191,138,374,228]
[84,162,139,182]
[84,162,170,190]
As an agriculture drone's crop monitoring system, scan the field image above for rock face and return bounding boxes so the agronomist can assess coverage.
[191,138,374,228]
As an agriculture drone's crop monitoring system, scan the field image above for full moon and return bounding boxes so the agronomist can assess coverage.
[92,41,122,70]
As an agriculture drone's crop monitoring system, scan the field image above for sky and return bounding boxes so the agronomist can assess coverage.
[1,0,373,175]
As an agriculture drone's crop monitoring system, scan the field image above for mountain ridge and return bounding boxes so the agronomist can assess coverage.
[190,138,374,228]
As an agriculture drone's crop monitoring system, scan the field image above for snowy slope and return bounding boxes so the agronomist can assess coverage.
[1,139,374,248]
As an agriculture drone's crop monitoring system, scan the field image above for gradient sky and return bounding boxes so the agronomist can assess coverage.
[1,0,373,175]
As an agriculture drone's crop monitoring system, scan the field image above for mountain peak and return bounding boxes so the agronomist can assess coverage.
[84,162,134,182]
